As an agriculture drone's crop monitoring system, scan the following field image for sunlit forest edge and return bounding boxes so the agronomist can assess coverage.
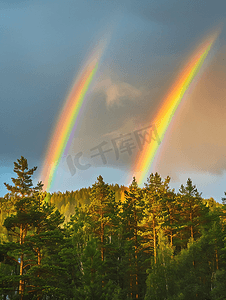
[0,156,226,300]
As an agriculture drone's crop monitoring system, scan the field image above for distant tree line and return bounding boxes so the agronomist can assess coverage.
[0,156,226,300]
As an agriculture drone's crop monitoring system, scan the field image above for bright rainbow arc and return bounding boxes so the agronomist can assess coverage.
[41,58,99,191]
[132,30,220,186]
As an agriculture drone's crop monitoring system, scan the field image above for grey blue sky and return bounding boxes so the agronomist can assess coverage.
[1,0,226,201]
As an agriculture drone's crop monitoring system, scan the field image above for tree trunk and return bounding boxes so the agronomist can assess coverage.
[153,219,157,264]
[19,253,24,299]
[190,210,194,240]
[170,213,173,247]
[19,224,24,300]
[38,250,41,265]
[129,255,133,299]
[134,211,138,299]
[215,241,219,270]
[101,221,104,262]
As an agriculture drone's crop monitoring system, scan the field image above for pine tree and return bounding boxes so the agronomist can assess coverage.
[1,156,41,298]
[145,230,175,300]
[160,189,182,251]
[142,173,171,263]
[178,178,207,244]
[85,176,121,295]
[0,157,70,299]
[4,156,38,199]
[88,176,117,263]
[119,177,144,299]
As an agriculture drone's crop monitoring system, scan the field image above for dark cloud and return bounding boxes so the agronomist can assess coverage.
[128,0,225,55]
[130,0,225,27]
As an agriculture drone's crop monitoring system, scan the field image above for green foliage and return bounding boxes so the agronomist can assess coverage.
[0,157,71,299]
[145,231,176,300]
[1,159,226,299]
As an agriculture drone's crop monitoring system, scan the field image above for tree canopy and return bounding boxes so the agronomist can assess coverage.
[1,157,226,299]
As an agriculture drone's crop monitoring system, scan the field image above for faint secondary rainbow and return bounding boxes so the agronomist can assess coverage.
[132,29,220,185]
[41,42,107,191]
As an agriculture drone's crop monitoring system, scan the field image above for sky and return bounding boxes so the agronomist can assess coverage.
[1,0,226,202]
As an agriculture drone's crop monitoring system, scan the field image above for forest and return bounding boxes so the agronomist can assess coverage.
[0,156,226,300]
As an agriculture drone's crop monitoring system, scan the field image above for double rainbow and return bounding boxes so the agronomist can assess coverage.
[132,30,220,185]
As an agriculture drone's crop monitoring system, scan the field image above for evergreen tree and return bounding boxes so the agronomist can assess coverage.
[178,178,208,245]
[0,156,42,298]
[83,176,121,297]
[160,189,182,249]
[119,177,145,299]
[145,230,175,300]
[88,175,117,262]
[142,173,171,263]
[0,157,71,299]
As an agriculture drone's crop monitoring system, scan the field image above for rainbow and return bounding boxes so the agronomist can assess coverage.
[132,30,220,185]
[41,44,106,191]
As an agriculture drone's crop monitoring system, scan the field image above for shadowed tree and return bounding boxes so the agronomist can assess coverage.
[1,156,42,298]
[0,157,71,300]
